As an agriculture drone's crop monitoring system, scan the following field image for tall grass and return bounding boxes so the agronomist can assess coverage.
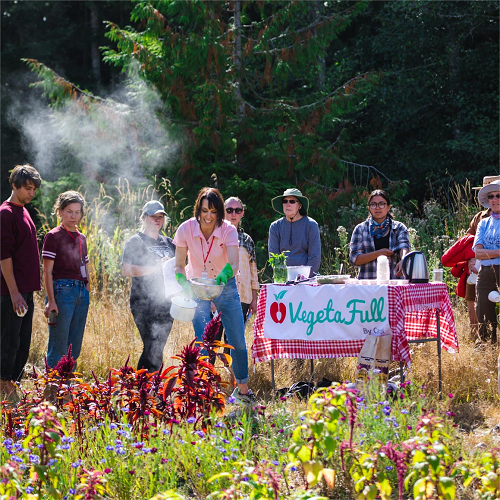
[28,178,498,430]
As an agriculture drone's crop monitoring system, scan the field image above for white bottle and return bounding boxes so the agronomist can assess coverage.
[376,255,390,282]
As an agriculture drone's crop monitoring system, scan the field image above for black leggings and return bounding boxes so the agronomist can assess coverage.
[0,293,34,381]
[130,300,174,372]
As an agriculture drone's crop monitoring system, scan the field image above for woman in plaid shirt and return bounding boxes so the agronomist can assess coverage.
[349,190,410,280]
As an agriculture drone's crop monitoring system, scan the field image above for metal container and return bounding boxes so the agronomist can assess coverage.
[286,265,312,282]
[189,278,225,300]
[402,251,429,283]
[170,295,198,322]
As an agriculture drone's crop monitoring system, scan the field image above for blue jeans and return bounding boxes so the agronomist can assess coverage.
[47,279,89,368]
[192,277,249,384]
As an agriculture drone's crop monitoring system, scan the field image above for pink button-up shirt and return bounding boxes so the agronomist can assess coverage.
[173,218,238,279]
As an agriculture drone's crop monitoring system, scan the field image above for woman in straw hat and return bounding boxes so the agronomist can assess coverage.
[473,179,500,343]
[464,176,500,337]
[268,188,321,276]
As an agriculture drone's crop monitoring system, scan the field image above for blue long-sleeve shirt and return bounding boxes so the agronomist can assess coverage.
[268,216,321,274]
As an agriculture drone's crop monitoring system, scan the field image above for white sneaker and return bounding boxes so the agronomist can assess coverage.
[230,388,256,406]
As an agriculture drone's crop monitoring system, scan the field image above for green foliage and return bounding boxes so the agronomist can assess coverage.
[453,450,500,500]
[333,1,499,195]
[1,373,499,499]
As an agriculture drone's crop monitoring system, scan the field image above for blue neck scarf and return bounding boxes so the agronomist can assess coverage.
[370,217,390,239]
[491,212,500,220]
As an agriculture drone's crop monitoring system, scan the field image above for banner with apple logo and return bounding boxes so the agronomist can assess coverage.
[264,284,391,341]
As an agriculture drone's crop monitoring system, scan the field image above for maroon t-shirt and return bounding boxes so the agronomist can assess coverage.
[42,226,89,283]
[0,201,41,295]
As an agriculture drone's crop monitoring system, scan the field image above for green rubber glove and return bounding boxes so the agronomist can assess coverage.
[176,273,192,297]
[216,263,233,285]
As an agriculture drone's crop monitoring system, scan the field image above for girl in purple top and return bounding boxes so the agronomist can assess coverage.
[42,191,89,369]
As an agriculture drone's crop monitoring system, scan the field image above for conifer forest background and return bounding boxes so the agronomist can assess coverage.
[1,0,499,261]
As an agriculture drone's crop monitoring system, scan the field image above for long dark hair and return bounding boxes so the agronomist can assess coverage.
[193,187,225,227]
[367,189,392,219]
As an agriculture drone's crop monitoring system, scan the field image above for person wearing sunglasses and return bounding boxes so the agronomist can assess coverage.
[448,176,499,341]
[210,197,260,366]
[349,189,410,280]
[224,197,259,317]
[268,188,321,276]
[473,179,500,344]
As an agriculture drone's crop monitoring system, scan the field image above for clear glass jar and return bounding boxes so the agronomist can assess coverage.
[273,262,287,283]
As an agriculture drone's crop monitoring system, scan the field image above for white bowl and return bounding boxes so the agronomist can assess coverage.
[286,265,311,281]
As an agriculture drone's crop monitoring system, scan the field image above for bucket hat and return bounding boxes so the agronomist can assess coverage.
[472,176,500,190]
[271,188,309,216]
[142,200,169,218]
[478,179,500,208]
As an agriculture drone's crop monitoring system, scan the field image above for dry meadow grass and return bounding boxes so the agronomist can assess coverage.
[27,291,499,439]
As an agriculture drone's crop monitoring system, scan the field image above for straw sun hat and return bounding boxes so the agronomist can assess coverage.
[478,179,500,208]
[472,175,500,190]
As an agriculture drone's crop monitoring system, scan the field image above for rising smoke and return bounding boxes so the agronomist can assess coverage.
[8,63,180,189]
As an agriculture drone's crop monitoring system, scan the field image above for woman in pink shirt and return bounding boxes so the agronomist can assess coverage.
[174,188,255,405]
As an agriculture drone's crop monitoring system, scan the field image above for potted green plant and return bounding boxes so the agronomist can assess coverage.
[268,251,289,283]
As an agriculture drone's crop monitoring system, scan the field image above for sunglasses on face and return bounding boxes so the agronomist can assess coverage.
[369,202,388,209]
[487,194,500,200]
[226,207,243,214]
[282,199,297,205]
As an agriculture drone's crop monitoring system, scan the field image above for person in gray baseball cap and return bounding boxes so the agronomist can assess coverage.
[268,188,321,276]
[141,200,168,218]
[122,200,175,372]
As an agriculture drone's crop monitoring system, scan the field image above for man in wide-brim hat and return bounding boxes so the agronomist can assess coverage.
[268,188,321,277]
[464,175,500,339]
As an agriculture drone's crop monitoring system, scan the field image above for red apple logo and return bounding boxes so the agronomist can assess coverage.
[270,290,287,323]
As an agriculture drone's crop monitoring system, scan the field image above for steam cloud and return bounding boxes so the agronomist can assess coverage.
[8,65,180,188]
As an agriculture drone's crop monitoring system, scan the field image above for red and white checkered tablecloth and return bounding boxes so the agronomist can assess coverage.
[251,283,458,365]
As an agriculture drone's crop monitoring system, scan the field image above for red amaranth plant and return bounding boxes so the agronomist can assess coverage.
[162,337,227,429]
[380,441,412,500]
[1,328,230,436]
[53,344,76,378]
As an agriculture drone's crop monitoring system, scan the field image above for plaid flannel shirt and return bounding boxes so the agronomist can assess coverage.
[349,218,410,279]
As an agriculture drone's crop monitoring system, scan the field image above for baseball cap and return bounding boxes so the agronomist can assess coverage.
[141,200,168,217]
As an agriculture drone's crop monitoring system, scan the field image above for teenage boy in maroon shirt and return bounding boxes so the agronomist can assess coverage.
[0,164,42,400]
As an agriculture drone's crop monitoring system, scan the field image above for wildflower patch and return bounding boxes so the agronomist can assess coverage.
[264,284,391,340]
